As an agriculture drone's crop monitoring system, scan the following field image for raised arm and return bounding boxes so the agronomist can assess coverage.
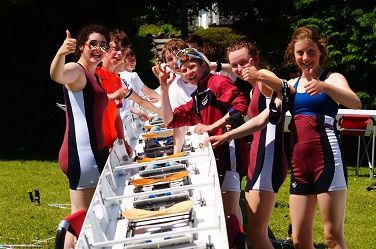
[156,65,176,125]
[303,70,361,109]
[50,30,85,91]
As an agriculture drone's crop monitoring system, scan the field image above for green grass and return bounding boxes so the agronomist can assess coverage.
[0,160,70,248]
[0,159,375,248]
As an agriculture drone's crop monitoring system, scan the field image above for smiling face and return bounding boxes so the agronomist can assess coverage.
[294,38,322,72]
[124,55,136,72]
[164,49,180,73]
[105,41,127,68]
[179,60,206,85]
[81,32,107,64]
[228,47,253,80]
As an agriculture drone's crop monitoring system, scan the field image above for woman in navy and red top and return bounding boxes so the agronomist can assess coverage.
[285,26,361,249]
[253,26,361,249]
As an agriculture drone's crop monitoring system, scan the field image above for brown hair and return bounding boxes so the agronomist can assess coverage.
[125,46,136,58]
[227,41,260,63]
[110,29,132,48]
[284,26,328,67]
[161,38,189,62]
[73,24,110,61]
[186,34,204,47]
[199,43,226,62]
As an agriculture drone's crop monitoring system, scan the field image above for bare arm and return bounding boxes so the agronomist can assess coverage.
[303,70,361,109]
[194,113,229,134]
[141,85,161,101]
[130,106,150,121]
[204,96,281,147]
[156,65,176,125]
[129,92,161,116]
[50,30,85,91]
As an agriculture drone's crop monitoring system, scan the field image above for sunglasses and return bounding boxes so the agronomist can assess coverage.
[176,48,197,61]
[176,48,203,67]
[86,40,109,52]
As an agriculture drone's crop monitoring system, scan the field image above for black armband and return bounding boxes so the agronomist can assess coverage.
[281,79,292,113]
[215,61,222,72]
[269,91,282,125]
[225,109,253,144]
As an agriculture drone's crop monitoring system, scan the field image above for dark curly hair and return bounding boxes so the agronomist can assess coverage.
[73,24,110,61]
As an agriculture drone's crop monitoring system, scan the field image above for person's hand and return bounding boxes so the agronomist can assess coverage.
[152,63,162,78]
[136,110,150,121]
[204,133,229,148]
[57,30,76,56]
[304,69,326,96]
[149,97,159,103]
[156,64,176,90]
[111,87,130,100]
[241,57,258,84]
[194,123,211,135]
[125,141,133,158]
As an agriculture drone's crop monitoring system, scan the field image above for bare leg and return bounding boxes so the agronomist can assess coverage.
[64,188,96,249]
[173,126,188,153]
[245,190,276,249]
[317,190,347,249]
[289,194,317,249]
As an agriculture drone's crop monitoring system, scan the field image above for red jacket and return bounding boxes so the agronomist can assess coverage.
[168,73,250,178]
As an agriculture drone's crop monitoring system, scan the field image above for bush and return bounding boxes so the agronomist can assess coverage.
[356,91,376,109]
[192,26,247,49]
[137,24,181,38]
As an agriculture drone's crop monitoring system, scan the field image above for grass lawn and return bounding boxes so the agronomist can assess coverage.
[0,159,375,248]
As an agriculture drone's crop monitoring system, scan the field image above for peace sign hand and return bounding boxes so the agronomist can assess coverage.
[58,30,77,56]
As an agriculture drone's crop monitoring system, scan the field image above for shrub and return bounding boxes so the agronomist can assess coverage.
[356,91,376,109]
[137,24,181,38]
[192,26,247,48]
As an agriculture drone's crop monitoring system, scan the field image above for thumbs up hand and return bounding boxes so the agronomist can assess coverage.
[58,30,77,56]
[304,69,326,96]
[241,57,258,84]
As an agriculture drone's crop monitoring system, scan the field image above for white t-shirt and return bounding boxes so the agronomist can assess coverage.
[168,75,197,110]
[118,71,146,98]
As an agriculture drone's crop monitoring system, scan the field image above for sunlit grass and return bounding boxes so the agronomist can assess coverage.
[0,159,375,248]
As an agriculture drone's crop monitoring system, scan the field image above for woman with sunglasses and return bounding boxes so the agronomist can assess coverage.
[50,24,110,248]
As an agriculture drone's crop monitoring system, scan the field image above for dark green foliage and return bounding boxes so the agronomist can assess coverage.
[193,26,247,49]
[1,0,375,157]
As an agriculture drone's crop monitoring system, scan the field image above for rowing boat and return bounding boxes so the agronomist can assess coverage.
[75,123,229,248]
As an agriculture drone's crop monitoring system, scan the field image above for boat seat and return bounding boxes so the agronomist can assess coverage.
[339,114,375,178]
[55,209,87,249]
